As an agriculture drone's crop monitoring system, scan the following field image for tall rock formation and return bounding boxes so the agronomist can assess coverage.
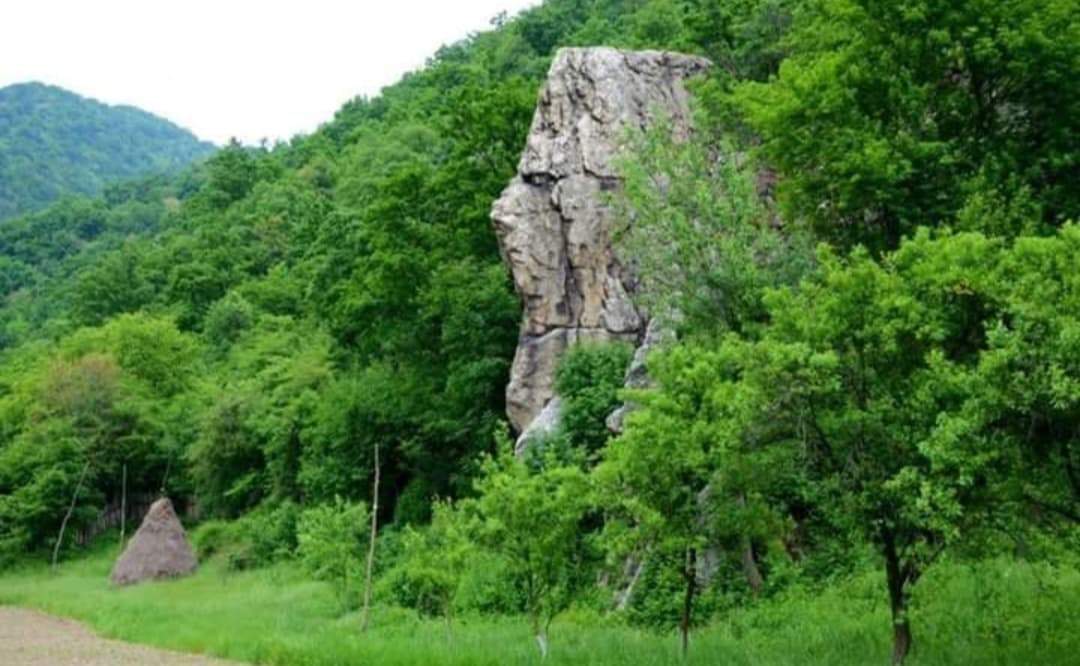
[492,47,710,438]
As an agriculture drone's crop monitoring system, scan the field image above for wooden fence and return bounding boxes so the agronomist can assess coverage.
[74,494,199,546]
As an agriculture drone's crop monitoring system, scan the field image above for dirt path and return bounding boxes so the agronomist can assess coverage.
[0,607,243,666]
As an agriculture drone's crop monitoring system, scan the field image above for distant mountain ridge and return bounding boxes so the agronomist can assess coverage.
[0,82,214,220]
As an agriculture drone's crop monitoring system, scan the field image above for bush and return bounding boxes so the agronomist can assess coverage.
[190,502,300,570]
[389,500,473,620]
[455,550,526,616]
[553,342,633,454]
[296,497,367,602]
[235,501,300,567]
[190,520,231,560]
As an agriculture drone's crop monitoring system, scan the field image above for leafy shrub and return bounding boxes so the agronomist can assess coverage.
[388,500,473,620]
[296,497,367,602]
[234,501,300,568]
[454,550,525,616]
[553,342,633,454]
[191,502,300,570]
[191,520,231,560]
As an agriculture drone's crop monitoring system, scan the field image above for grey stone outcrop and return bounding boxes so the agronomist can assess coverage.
[493,47,710,435]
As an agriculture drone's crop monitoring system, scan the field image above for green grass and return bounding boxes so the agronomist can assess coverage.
[1,546,1078,665]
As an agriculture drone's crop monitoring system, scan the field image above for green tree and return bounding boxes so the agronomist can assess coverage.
[203,291,255,350]
[398,500,474,631]
[594,345,721,657]
[71,241,156,326]
[737,0,1080,249]
[198,140,272,210]
[730,232,1005,663]
[969,226,1080,526]
[191,316,332,515]
[296,497,369,605]
[471,441,592,658]
[613,122,812,337]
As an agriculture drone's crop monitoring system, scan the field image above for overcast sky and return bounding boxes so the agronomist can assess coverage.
[1,1,540,145]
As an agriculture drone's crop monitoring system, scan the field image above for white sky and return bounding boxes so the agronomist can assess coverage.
[0,0,541,145]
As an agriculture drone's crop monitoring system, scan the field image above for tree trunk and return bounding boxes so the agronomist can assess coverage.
[736,494,764,596]
[740,538,764,597]
[891,613,913,666]
[532,613,548,659]
[680,547,697,659]
[882,528,913,665]
[444,599,454,642]
[361,443,380,632]
[52,460,91,572]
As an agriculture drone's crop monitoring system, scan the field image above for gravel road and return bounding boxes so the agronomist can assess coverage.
[0,607,241,665]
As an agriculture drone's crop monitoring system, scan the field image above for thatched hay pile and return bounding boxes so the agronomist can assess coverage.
[110,497,197,586]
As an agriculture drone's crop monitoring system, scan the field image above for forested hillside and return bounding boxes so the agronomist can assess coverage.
[1,1,1078,664]
[0,82,213,220]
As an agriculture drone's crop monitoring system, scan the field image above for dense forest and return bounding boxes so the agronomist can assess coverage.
[0,82,213,220]
[1,1,1079,664]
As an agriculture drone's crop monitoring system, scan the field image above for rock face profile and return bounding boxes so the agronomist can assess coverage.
[492,47,710,438]
[110,497,197,586]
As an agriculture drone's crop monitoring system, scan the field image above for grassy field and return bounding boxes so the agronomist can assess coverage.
[1,545,1078,666]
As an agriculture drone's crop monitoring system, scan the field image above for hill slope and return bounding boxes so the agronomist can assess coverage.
[0,82,214,220]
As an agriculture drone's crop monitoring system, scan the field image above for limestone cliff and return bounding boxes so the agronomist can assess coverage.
[492,47,710,437]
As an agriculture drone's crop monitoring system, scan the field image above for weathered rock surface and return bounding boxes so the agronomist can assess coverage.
[606,317,677,434]
[110,497,197,586]
[493,47,710,434]
[514,396,563,455]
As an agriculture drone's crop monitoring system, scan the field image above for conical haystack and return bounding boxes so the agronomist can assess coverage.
[110,497,197,586]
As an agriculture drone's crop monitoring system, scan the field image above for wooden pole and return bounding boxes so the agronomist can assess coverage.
[52,460,91,572]
[160,456,172,496]
[119,463,127,551]
[360,442,380,632]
